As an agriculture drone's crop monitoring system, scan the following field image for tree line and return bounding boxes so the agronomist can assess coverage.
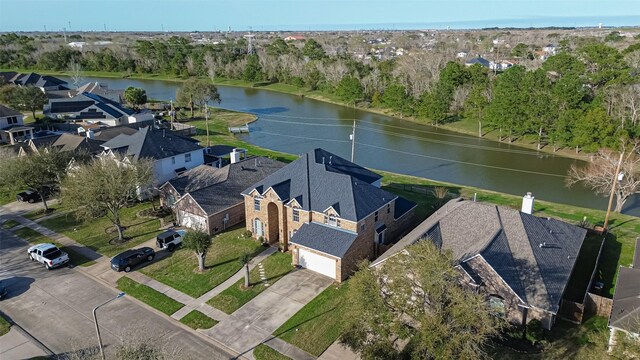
[1,33,640,152]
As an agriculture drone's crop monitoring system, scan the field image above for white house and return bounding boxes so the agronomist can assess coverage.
[0,104,33,145]
[100,126,205,185]
[543,44,557,56]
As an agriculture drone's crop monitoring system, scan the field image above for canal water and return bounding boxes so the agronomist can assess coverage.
[61,76,638,214]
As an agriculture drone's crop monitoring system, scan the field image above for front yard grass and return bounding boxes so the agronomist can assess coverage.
[179,310,218,330]
[253,344,291,360]
[13,227,96,267]
[207,251,293,314]
[0,313,11,336]
[139,226,264,298]
[274,282,350,357]
[116,277,184,316]
[23,201,71,221]
[38,202,162,257]
[1,219,20,229]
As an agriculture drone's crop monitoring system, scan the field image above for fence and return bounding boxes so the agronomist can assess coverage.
[585,293,614,318]
[171,122,197,136]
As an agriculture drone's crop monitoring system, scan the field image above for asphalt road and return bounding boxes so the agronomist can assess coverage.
[0,228,235,360]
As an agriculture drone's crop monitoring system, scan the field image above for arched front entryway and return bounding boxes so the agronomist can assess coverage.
[267,202,280,244]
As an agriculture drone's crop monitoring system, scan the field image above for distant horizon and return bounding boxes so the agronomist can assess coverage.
[1,1,639,33]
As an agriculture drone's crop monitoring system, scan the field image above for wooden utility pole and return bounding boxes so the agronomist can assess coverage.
[350,120,356,163]
[603,150,625,231]
[169,99,175,129]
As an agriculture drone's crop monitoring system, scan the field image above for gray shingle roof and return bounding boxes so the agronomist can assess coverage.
[375,199,587,314]
[101,126,202,161]
[242,148,396,222]
[180,157,286,215]
[0,104,22,118]
[50,133,105,154]
[290,222,358,258]
[465,57,491,67]
[610,265,640,334]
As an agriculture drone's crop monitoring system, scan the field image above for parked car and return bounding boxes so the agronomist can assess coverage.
[110,247,155,272]
[27,243,70,270]
[16,187,52,203]
[156,229,186,251]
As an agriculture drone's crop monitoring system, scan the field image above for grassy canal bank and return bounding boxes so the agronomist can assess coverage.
[2,68,588,160]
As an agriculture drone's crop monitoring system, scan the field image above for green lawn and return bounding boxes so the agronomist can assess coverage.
[139,226,264,298]
[13,227,96,267]
[274,283,350,357]
[0,314,10,336]
[207,251,293,314]
[23,200,71,221]
[38,202,163,257]
[1,219,20,229]
[116,277,184,316]
[253,344,292,360]
[179,310,218,330]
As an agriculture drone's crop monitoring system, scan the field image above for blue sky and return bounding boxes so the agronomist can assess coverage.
[1,0,639,32]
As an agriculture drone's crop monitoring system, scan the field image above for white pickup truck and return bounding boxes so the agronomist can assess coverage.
[28,243,70,270]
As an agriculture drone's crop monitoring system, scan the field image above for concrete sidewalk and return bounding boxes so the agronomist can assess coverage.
[0,327,52,360]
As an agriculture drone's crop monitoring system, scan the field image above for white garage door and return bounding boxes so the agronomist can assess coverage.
[179,211,207,232]
[298,248,336,279]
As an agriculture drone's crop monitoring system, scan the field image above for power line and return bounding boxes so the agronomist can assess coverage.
[253,130,567,178]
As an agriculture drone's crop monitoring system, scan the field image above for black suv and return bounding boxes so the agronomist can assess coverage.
[110,247,155,272]
[16,187,52,203]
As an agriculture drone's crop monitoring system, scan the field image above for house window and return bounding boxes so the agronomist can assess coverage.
[171,156,176,165]
[376,231,385,244]
[292,209,299,222]
[361,224,365,231]
[7,117,17,125]
[327,215,338,227]
[488,295,505,318]
[374,211,379,222]
[185,153,192,162]
[387,204,391,214]
[254,198,261,211]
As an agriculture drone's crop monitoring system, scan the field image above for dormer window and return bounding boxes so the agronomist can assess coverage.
[254,198,261,211]
[185,153,192,162]
[326,215,339,227]
[292,209,300,222]
[387,204,391,214]
[374,211,379,222]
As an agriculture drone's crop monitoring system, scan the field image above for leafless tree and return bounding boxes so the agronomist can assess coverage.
[567,141,640,212]
[320,60,348,88]
[204,52,217,82]
[624,50,640,75]
[450,85,471,113]
[69,61,83,88]
[185,55,196,76]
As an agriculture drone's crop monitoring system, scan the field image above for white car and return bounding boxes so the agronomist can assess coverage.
[28,243,69,270]
[156,229,187,251]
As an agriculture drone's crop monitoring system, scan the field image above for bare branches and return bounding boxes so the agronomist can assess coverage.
[68,61,83,88]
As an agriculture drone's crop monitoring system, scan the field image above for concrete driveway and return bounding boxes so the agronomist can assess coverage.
[205,269,333,357]
[0,229,234,360]
[0,199,58,217]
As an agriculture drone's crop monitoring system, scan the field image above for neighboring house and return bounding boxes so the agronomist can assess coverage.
[1,72,68,92]
[543,44,557,56]
[609,239,640,341]
[160,156,286,235]
[0,104,32,145]
[284,35,306,41]
[48,82,124,103]
[465,57,492,68]
[242,148,417,282]
[44,92,153,126]
[17,132,104,157]
[100,126,204,185]
[373,198,588,330]
[456,51,468,58]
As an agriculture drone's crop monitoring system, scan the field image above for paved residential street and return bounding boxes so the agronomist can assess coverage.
[0,228,235,360]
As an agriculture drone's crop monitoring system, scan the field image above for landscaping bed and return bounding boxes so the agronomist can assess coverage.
[116,277,184,316]
[274,283,350,357]
[0,313,10,336]
[179,310,218,330]
[38,202,162,257]
[253,344,291,360]
[139,226,264,298]
[207,251,293,314]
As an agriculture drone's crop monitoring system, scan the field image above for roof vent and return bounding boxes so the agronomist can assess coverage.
[539,242,547,248]
[329,156,332,165]
[241,166,245,171]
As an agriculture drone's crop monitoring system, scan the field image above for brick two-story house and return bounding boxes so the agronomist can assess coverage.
[241,148,416,282]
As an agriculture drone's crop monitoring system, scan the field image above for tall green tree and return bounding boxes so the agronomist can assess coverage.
[486,65,528,142]
[123,87,147,110]
[382,83,409,116]
[463,84,490,137]
[61,156,153,242]
[341,241,503,360]
[176,79,221,119]
[182,229,213,272]
[1,147,79,212]
[302,39,326,60]
[243,54,264,82]
[336,76,363,103]
[19,87,48,120]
